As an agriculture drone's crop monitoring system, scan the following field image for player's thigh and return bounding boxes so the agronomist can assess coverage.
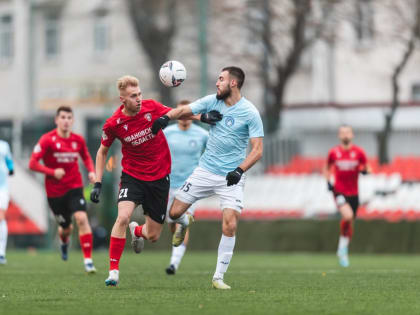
[67,188,88,220]
[0,190,9,213]
[166,188,177,223]
[215,177,245,214]
[346,195,359,217]
[142,176,170,224]
[118,172,145,205]
[0,209,5,221]
[175,167,215,206]
[116,201,137,225]
[335,194,354,220]
[47,195,72,229]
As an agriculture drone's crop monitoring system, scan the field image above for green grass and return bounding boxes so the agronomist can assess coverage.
[1,250,420,315]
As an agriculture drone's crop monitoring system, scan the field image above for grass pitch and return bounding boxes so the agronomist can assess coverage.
[1,250,420,315]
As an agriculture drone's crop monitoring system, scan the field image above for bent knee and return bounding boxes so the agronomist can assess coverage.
[116,215,130,227]
[222,222,237,236]
[147,233,161,243]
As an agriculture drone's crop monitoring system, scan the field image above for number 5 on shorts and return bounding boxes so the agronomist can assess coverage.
[119,188,128,199]
[181,182,192,192]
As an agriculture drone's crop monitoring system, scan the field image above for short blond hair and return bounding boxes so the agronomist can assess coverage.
[117,75,139,92]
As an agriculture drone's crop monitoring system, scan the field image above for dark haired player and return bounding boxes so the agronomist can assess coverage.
[90,75,221,287]
[152,66,264,289]
[29,106,97,273]
[325,125,369,267]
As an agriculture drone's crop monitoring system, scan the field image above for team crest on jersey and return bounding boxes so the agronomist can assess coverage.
[225,116,235,127]
[123,124,128,131]
[189,140,197,147]
[56,143,61,149]
[33,143,41,153]
[350,151,356,158]
[144,113,152,121]
[102,131,108,140]
[71,141,78,150]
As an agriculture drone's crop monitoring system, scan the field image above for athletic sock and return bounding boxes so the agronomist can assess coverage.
[176,214,190,227]
[213,235,236,280]
[338,220,352,252]
[170,243,186,269]
[59,233,69,245]
[134,225,145,238]
[109,236,126,270]
[79,233,93,260]
[0,220,7,257]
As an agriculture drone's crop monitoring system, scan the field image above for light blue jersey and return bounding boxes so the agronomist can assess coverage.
[189,94,264,176]
[0,140,14,192]
[164,124,208,188]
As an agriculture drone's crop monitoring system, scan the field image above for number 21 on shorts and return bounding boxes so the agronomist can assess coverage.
[119,188,128,199]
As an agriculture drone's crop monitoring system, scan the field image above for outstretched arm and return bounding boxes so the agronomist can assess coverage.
[90,144,109,203]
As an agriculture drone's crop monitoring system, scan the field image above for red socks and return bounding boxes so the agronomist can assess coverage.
[134,225,145,238]
[79,233,93,259]
[59,234,69,244]
[109,236,126,270]
[340,220,353,238]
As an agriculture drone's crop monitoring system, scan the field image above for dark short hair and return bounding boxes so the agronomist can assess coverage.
[177,99,191,106]
[222,66,245,89]
[56,106,73,117]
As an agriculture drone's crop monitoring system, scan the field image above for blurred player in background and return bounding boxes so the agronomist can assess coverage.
[0,140,14,265]
[29,106,97,273]
[325,125,369,267]
[152,66,264,289]
[90,76,220,287]
[163,100,208,275]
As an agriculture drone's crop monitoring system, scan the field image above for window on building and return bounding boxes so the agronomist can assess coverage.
[354,0,374,44]
[0,15,13,63]
[45,15,60,59]
[411,83,420,101]
[94,16,110,55]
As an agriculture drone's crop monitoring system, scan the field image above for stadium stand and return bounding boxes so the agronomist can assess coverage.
[195,156,420,221]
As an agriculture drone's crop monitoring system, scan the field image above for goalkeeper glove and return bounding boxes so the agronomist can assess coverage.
[226,167,244,186]
[90,182,102,203]
[200,110,223,125]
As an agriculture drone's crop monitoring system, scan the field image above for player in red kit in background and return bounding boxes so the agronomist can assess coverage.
[325,125,370,267]
[29,106,97,273]
[90,75,221,287]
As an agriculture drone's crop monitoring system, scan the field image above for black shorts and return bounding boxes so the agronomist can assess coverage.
[334,193,359,216]
[47,188,87,228]
[118,172,170,224]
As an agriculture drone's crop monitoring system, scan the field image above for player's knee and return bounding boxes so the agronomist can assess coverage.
[147,231,161,243]
[222,221,237,236]
[169,209,181,220]
[75,214,88,227]
[116,214,130,227]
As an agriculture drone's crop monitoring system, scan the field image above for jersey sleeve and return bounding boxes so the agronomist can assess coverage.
[101,120,116,147]
[358,147,367,168]
[78,136,95,173]
[248,110,264,138]
[327,149,335,166]
[154,100,172,116]
[189,95,216,115]
[29,136,55,176]
[4,142,14,172]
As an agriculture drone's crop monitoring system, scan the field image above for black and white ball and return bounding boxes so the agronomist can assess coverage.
[159,61,187,87]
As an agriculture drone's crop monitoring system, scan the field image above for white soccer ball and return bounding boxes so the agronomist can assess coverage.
[159,60,187,87]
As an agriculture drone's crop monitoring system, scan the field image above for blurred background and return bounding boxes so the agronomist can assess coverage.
[2,0,420,253]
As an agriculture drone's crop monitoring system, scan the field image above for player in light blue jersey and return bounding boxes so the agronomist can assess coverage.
[163,100,208,275]
[152,66,264,289]
[0,140,14,264]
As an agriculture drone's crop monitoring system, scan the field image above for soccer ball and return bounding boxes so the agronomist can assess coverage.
[159,60,187,87]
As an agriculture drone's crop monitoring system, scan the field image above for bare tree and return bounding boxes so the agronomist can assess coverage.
[127,0,176,106]
[377,0,420,164]
[251,0,339,134]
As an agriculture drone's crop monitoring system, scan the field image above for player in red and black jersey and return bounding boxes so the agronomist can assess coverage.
[29,106,97,273]
[90,75,221,286]
[325,125,370,267]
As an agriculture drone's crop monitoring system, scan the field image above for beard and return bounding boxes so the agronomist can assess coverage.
[216,86,232,100]
[341,138,351,145]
